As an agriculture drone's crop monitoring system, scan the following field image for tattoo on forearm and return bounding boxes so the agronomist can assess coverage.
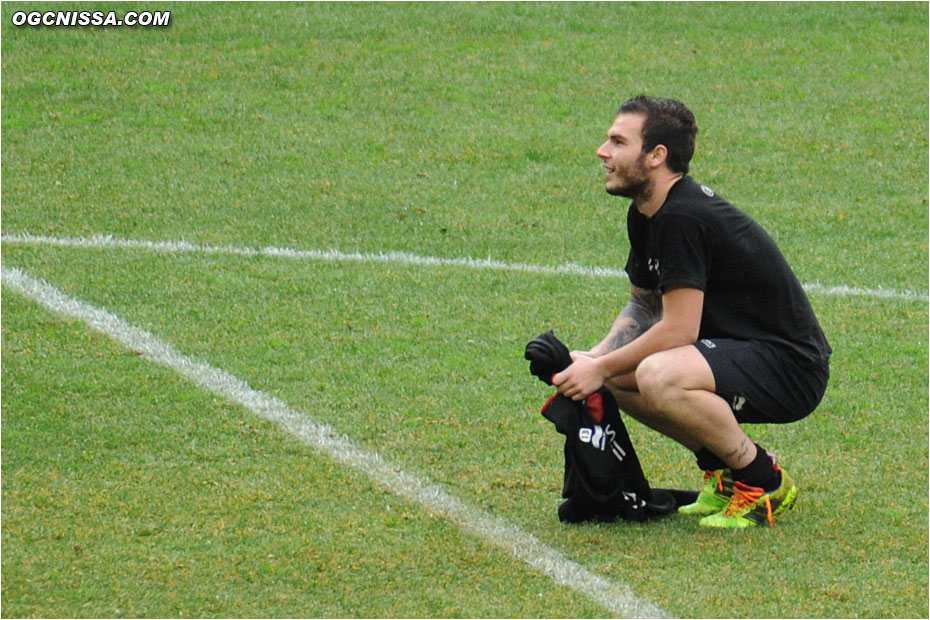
[604,321,642,351]
[600,288,662,352]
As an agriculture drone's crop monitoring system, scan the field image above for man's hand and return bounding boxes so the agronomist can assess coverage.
[552,352,608,401]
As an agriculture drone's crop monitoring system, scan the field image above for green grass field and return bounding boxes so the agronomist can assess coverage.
[2,2,927,618]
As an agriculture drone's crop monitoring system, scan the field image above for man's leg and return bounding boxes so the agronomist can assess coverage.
[606,378,704,453]
[606,345,800,525]
[638,345,788,489]
[611,344,757,470]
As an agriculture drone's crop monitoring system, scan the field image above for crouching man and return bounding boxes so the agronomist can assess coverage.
[553,96,831,528]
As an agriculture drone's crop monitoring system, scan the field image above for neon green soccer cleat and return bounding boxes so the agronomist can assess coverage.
[699,468,798,528]
[678,469,733,516]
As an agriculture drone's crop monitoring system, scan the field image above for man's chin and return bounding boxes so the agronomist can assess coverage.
[606,180,646,199]
[605,185,634,198]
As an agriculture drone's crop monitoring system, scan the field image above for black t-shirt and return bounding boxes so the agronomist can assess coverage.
[625,176,831,366]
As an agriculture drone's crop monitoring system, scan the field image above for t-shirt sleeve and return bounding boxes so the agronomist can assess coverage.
[653,214,710,292]
[624,248,653,288]
[624,207,657,289]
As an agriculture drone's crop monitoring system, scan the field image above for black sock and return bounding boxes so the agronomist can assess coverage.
[694,447,727,472]
[731,444,781,492]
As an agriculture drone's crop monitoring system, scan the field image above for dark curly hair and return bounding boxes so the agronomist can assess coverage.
[617,96,698,174]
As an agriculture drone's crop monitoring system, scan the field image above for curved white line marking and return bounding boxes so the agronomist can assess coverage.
[1,265,671,619]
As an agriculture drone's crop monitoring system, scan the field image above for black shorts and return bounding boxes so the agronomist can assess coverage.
[693,338,829,424]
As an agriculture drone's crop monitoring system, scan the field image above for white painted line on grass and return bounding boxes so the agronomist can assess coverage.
[3,231,926,302]
[1,264,671,620]
[1,232,625,280]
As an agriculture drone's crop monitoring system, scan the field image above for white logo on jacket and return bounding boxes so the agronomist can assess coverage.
[579,424,628,462]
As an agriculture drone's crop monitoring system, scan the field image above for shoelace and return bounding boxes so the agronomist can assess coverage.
[726,481,774,527]
[702,469,724,492]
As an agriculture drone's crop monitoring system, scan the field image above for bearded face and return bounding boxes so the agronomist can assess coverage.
[597,113,652,201]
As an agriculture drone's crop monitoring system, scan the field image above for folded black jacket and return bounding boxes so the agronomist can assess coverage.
[525,330,690,522]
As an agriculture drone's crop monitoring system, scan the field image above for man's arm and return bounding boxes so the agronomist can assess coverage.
[554,286,704,400]
[589,285,663,356]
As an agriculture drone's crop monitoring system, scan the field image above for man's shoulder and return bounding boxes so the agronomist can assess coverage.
[666,176,725,207]
[660,177,746,226]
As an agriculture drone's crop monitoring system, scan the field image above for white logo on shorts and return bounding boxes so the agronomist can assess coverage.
[732,396,747,411]
[700,339,716,349]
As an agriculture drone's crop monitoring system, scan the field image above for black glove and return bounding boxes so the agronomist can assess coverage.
[524,330,573,385]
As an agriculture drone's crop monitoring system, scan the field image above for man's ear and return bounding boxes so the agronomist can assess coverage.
[646,144,669,169]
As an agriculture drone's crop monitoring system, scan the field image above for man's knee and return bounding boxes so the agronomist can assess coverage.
[634,346,713,410]
[635,354,671,410]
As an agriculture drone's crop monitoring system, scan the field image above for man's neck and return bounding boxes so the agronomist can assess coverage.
[634,172,684,218]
